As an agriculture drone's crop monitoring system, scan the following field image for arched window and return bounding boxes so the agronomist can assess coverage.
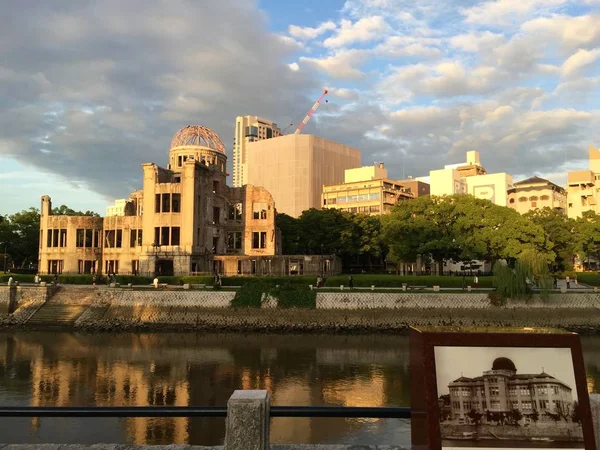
[509,198,515,204]
[518,197,527,202]
[540,195,550,201]
[529,196,539,201]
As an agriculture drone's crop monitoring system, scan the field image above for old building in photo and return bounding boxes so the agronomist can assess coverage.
[38,125,338,277]
[447,357,574,424]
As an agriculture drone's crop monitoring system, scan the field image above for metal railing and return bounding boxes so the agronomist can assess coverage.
[0,405,413,419]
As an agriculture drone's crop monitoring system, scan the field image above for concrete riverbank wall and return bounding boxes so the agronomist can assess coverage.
[0,285,599,332]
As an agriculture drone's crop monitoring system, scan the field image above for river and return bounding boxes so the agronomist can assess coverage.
[0,332,598,446]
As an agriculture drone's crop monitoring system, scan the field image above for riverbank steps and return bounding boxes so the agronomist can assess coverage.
[0,285,599,333]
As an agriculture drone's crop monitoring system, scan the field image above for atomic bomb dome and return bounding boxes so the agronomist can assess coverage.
[492,357,517,372]
[170,125,226,154]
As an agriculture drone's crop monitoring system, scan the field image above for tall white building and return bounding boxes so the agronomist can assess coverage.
[232,116,281,187]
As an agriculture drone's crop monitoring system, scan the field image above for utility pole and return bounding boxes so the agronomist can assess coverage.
[3,244,7,273]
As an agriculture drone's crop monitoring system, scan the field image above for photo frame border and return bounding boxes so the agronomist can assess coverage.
[409,327,596,450]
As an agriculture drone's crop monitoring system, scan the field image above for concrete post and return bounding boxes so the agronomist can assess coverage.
[590,393,600,450]
[225,390,270,450]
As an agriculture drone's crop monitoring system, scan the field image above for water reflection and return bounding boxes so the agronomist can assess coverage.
[0,332,597,446]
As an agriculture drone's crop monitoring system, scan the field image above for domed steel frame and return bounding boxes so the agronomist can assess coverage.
[170,125,226,154]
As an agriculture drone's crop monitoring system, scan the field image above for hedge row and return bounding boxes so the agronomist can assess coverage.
[578,273,600,287]
[0,273,494,288]
[230,281,316,309]
[0,274,154,285]
[322,274,493,288]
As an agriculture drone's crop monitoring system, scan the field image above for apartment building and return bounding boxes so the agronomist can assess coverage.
[322,164,429,215]
[232,116,281,187]
[567,146,600,219]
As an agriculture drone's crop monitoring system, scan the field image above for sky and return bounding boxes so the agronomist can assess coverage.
[434,346,578,400]
[0,0,598,215]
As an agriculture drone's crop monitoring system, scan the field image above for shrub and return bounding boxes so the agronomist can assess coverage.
[221,276,314,287]
[157,276,183,285]
[179,276,214,286]
[488,292,507,307]
[230,281,268,308]
[323,274,494,288]
[271,283,316,309]
[114,275,153,285]
[578,273,600,286]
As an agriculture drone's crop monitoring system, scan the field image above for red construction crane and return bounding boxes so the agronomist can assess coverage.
[294,89,328,134]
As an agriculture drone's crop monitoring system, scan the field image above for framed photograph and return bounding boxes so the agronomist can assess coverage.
[410,326,596,450]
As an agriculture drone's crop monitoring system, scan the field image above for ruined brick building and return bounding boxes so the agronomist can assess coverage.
[38,126,338,277]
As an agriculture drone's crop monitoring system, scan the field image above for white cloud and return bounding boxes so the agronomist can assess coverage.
[522,14,600,51]
[323,16,389,48]
[288,62,300,71]
[461,0,569,27]
[299,49,368,79]
[450,31,505,53]
[288,21,336,40]
[328,87,361,100]
[375,36,442,58]
[561,48,600,77]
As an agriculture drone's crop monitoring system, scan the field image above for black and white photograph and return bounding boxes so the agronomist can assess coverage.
[434,346,584,449]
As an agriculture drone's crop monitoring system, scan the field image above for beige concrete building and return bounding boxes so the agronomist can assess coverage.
[508,176,567,214]
[39,125,339,277]
[322,164,429,215]
[247,134,361,217]
[232,115,281,188]
[567,146,600,219]
[429,151,513,206]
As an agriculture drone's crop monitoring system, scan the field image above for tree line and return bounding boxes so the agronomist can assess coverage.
[277,195,600,274]
[2,195,599,273]
[0,205,99,270]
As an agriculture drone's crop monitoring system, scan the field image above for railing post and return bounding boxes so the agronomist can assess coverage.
[225,390,270,450]
[591,394,600,450]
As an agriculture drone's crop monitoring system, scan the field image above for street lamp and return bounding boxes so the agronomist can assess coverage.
[152,242,161,276]
[320,244,324,278]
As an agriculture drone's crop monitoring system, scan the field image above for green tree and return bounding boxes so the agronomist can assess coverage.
[383,196,462,274]
[525,207,578,271]
[575,212,600,267]
[275,213,301,255]
[4,208,41,268]
[52,205,100,217]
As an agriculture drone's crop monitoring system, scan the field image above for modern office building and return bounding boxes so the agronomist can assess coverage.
[507,176,568,214]
[429,151,513,206]
[321,164,429,215]
[246,134,361,217]
[232,116,281,187]
[566,146,600,219]
[39,125,338,277]
[447,357,574,423]
[106,199,132,217]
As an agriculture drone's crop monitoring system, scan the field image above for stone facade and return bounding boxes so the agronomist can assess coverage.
[38,126,280,277]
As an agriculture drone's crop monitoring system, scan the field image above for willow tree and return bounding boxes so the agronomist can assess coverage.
[493,248,552,301]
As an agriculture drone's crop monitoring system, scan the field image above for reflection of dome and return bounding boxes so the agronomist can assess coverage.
[170,125,226,154]
[492,357,517,372]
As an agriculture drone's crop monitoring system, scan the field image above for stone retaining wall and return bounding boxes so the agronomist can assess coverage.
[0,286,12,314]
[2,286,599,332]
[316,292,600,309]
